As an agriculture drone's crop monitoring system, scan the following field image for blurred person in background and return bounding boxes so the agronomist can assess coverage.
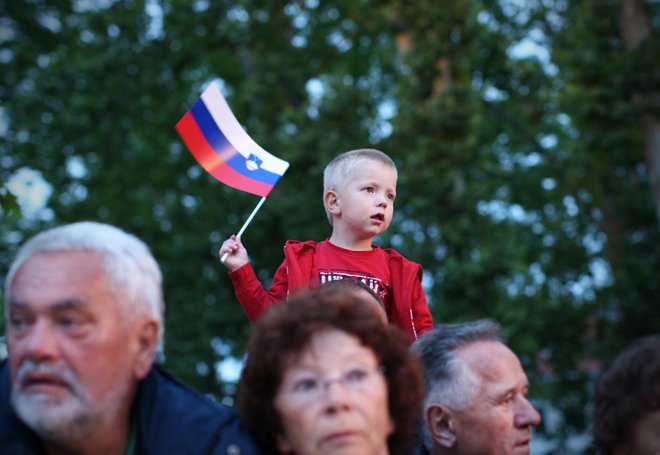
[238,286,423,454]
[592,334,660,455]
[0,221,263,454]
[411,319,541,455]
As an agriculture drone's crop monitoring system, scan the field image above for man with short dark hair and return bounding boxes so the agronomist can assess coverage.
[592,334,660,455]
[411,319,542,455]
[0,221,263,454]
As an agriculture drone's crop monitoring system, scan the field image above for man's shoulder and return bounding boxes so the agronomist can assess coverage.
[0,360,44,453]
[0,359,9,401]
[139,366,233,416]
[136,366,265,454]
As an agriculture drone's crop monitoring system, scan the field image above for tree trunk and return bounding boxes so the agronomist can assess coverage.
[619,0,660,229]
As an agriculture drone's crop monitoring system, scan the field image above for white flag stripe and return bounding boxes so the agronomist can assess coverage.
[201,82,289,175]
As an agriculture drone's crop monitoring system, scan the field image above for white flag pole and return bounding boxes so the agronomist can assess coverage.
[221,196,267,263]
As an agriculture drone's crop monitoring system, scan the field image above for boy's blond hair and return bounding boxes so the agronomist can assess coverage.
[322,148,398,224]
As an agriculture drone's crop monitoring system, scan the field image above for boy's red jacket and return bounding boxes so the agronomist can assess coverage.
[229,240,433,342]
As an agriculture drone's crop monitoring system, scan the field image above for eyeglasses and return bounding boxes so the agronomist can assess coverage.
[280,364,386,403]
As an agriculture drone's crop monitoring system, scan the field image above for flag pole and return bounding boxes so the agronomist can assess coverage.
[221,196,267,263]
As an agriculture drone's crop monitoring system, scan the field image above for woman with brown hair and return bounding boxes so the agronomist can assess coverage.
[238,287,424,454]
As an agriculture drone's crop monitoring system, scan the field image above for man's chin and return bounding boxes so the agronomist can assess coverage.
[13,393,85,436]
[13,388,75,412]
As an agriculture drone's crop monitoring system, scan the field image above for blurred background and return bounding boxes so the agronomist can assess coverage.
[1,1,658,452]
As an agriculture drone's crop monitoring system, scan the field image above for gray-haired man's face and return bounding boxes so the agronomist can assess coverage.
[435,341,541,455]
[7,251,145,443]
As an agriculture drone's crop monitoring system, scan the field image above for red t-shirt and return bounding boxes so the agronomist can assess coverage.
[229,239,434,342]
[311,241,392,312]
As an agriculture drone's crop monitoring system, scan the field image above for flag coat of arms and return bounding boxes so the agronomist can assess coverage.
[175,81,289,197]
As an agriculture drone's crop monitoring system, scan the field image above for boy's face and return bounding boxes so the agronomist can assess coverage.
[331,160,397,239]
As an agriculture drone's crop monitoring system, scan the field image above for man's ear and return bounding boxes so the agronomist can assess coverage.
[324,190,340,216]
[132,320,159,380]
[425,403,456,449]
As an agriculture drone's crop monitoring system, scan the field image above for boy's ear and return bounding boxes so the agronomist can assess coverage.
[324,190,340,216]
[425,403,457,449]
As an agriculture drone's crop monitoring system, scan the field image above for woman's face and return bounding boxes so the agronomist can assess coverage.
[274,329,394,455]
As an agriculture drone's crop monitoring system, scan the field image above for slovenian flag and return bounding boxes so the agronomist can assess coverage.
[175,81,289,197]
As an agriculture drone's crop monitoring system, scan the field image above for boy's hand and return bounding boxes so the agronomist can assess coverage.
[219,235,249,271]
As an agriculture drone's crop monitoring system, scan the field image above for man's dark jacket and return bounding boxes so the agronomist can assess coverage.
[0,360,264,454]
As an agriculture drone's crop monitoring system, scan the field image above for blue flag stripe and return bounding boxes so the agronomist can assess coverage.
[190,100,281,186]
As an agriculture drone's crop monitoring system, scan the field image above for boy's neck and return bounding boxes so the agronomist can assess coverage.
[328,232,374,251]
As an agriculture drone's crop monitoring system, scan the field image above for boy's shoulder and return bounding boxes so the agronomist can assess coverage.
[283,239,320,256]
[284,239,319,249]
[379,245,422,268]
[378,244,406,260]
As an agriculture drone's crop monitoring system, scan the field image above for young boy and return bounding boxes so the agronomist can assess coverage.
[219,148,433,342]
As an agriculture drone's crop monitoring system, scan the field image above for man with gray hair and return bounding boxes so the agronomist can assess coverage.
[411,319,542,455]
[0,221,262,454]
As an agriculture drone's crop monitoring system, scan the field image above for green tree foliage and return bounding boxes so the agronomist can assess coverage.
[382,1,604,437]
[1,0,658,447]
[541,2,660,437]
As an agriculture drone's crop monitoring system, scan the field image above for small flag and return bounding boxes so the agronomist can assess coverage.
[175,81,289,197]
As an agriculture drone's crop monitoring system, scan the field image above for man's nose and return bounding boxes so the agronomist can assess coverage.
[514,397,542,428]
[21,321,60,362]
